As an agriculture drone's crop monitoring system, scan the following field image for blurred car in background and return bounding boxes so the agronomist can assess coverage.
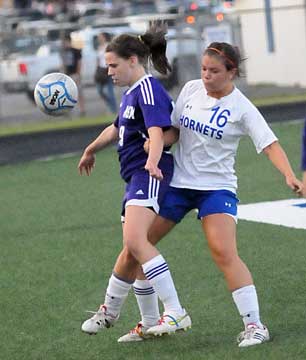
[0,7,45,32]
[0,40,61,96]
[0,11,201,101]
[156,0,180,14]
[0,24,136,101]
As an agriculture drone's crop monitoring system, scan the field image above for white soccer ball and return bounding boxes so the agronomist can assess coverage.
[34,72,78,116]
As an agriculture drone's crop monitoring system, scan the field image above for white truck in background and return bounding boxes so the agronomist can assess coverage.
[0,41,62,100]
[0,26,134,101]
[0,22,200,102]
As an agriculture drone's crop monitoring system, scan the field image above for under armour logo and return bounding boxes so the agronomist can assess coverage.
[186,104,192,109]
[136,189,144,195]
[225,202,232,207]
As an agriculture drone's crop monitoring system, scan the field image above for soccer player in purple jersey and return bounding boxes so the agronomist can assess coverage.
[78,24,191,338]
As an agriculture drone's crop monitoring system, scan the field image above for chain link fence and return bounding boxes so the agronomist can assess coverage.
[1,12,302,125]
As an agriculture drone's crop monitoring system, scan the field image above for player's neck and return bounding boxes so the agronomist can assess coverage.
[207,83,234,99]
[129,68,147,87]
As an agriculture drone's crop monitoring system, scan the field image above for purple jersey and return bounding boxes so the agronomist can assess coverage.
[114,75,173,182]
[302,119,306,170]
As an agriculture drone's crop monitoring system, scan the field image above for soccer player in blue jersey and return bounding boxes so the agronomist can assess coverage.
[108,42,304,345]
[78,24,191,337]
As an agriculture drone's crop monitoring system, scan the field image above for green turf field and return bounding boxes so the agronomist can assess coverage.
[1,121,305,360]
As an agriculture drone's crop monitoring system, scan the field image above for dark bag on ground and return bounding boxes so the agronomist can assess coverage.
[94,66,109,84]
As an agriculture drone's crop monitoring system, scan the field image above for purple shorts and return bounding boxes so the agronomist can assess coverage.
[121,158,173,221]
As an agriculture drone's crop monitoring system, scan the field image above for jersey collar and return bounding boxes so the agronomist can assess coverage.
[126,74,153,95]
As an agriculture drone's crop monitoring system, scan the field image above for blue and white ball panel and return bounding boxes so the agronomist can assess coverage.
[34,72,78,116]
[158,187,239,223]
[238,199,306,229]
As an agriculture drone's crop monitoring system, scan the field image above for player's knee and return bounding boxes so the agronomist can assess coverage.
[124,235,142,258]
[211,247,236,270]
[121,246,138,266]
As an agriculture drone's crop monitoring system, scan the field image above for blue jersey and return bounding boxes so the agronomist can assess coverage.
[114,74,173,182]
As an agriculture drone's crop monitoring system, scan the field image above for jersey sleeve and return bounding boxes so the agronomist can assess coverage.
[242,103,278,153]
[138,78,173,129]
[171,82,190,128]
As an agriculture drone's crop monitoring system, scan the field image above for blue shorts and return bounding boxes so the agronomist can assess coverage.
[159,187,239,223]
[121,165,173,220]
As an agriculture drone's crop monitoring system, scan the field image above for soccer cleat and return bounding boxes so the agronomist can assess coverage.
[117,322,154,343]
[237,323,270,347]
[146,310,192,336]
[81,304,119,334]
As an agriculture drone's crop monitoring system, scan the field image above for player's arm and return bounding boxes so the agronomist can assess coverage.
[78,124,119,176]
[163,126,179,146]
[263,141,304,195]
[145,126,164,181]
[143,126,179,153]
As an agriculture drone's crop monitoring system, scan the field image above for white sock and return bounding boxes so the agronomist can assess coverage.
[232,285,264,329]
[104,274,133,316]
[142,254,184,316]
[133,279,160,327]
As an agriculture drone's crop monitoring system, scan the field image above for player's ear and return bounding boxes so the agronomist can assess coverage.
[229,68,237,80]
[129,55,138,67]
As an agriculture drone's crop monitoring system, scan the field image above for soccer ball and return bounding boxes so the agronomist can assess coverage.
[34,73,78,116]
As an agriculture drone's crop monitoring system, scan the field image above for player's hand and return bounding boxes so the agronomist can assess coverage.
[78,151,96,176]
[143,139,150,154]
[285,175,304,196]
[145,160,163,181]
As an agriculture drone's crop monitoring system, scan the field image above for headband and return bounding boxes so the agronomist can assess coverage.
[207,47,236,68]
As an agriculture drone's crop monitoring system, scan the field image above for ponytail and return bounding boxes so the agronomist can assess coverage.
[140,23,172,75]
[106,22,171,76]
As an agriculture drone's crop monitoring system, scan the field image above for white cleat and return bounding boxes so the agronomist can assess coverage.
[237,323,270,347]
[146,310,192,336]
[117,322,154,343]
[81,304,119,335]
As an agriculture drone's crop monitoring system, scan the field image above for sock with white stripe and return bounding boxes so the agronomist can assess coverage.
[232,285,264,329]
[142,254,184,316]
[104,274,133,316]
[133,279,160,327]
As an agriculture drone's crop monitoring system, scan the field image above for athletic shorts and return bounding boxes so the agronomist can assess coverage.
[158,187,239,223]
[121,165,173,221]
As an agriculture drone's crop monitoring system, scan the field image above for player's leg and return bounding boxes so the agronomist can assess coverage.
[81,224,133,335]
[118,215,177,342]
[200,191,269,347]
[202,214,253,289]
[81,181,139,335]
[116,166,189,331]
[81,169,186,336]
[141,187,194,336]
[124,205,187,317]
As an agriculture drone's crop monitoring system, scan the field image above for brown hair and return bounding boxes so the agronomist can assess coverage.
[204,42,243,77]
[105,23,171,75]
